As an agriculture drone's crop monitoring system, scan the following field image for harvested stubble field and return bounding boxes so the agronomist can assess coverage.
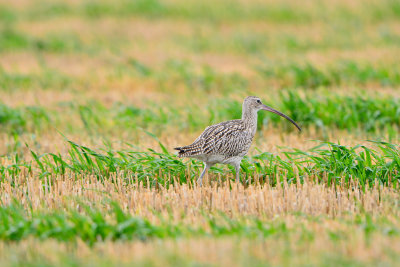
[1,0,400,266]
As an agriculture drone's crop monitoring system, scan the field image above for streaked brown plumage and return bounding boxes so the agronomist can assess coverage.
[175,96,301,185]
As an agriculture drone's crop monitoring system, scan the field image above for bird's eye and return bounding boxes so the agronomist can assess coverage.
[257,100,261,104]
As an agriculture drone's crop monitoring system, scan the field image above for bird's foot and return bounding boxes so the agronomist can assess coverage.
[235,175,240,184]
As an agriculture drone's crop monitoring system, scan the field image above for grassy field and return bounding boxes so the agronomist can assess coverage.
[1,0,400,266]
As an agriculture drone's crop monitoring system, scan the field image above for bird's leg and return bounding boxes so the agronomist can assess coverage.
[197,163,210,186]
[234,163,240,183]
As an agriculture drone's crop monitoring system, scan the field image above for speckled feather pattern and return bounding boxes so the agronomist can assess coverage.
[175,119,256,159]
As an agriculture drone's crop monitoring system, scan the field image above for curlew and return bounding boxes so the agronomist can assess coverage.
[175,96,301,186]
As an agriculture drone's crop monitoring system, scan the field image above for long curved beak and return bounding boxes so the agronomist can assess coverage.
[262,105,301,131]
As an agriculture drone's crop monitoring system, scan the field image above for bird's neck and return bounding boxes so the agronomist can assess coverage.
[242,108,258,134]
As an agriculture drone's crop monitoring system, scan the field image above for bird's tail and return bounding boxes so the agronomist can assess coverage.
[174,146,186,157]
[174,144,202,157]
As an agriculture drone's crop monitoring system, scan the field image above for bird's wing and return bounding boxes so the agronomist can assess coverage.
[175,120,250,157]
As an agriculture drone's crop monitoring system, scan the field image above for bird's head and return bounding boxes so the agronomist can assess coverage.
[243,96,301,131]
